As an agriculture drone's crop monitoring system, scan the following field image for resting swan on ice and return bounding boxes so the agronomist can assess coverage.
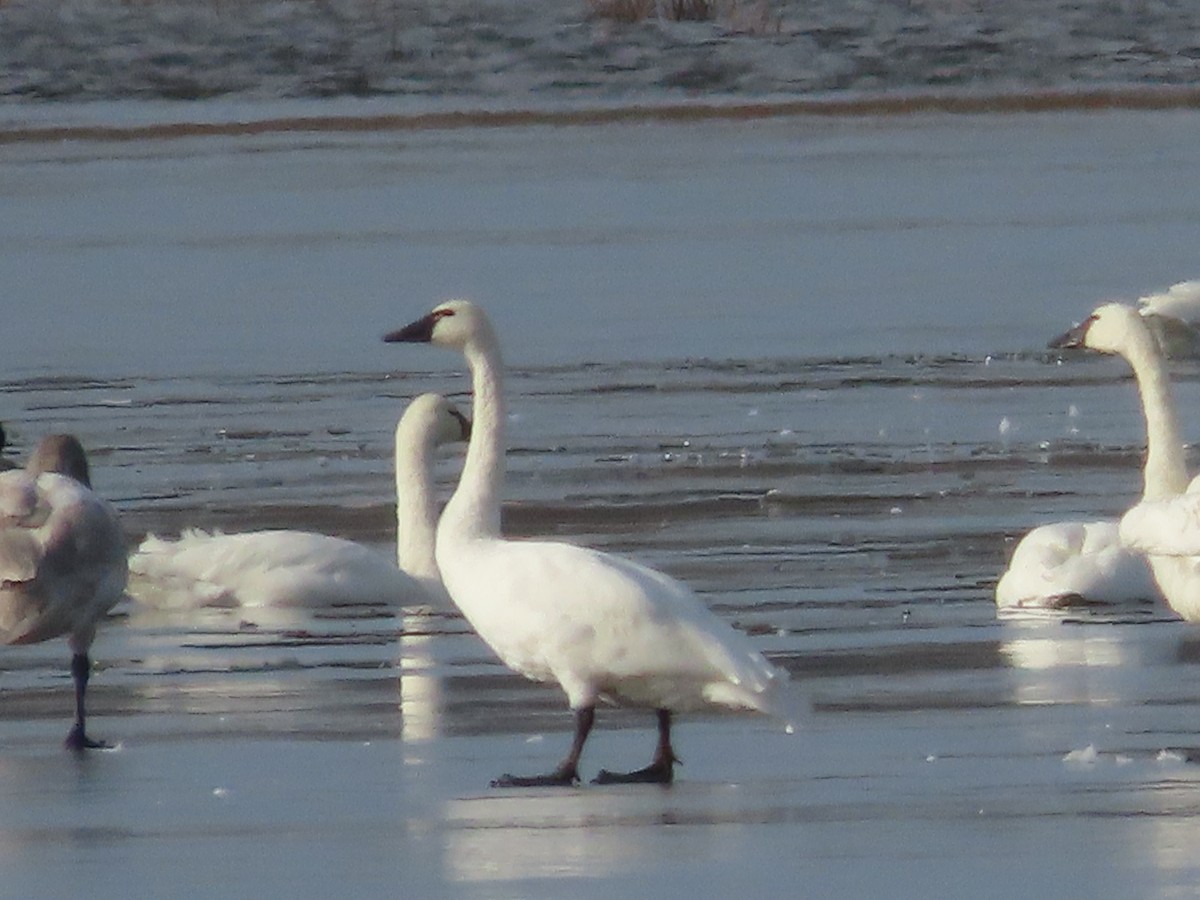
[996,302,1186,611]
[128,393,469,611]
[385,299,794,787]
[0,434,127,749]
[1046,303,1200,621]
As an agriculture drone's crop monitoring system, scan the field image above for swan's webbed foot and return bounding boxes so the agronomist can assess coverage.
[592,755,676,785]
[64,724,108,752]
[491,764,579,788]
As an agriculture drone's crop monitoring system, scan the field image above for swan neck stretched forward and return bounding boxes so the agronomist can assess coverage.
[442,338,505,541]
[1125,324,1189,501]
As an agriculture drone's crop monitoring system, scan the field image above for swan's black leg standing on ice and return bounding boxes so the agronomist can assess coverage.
[593,708,677,785]
[64,651,106,751]
[492,706,595,787]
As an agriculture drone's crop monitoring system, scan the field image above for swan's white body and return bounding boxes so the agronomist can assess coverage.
[130,528,419,609]
[0,434,127,748]
[995,519,1158,610]
[386,300,791,785]
[128,393,468,611]
[1047,303,1200,621]
[1120,482,1200,622]
[1137,279,1200,359]
[996,301,1195,611]
[443,536,782,713]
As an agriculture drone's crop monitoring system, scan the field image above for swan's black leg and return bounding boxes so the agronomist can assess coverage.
[492,706,595,787]
[64,652,106,751]
[593,708,677,785]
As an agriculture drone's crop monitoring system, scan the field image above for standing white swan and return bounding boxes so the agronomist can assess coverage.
[0,434,127,750]
[128,393,470,611]
[385,300,793,787]
[1045,303,1200,620]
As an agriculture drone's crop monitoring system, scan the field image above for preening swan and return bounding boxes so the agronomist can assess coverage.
[0,434,127,749]
[385,299,793,787]
[128,393,470,611]
[1047,303,1200,620]
[1137,279,1200,359]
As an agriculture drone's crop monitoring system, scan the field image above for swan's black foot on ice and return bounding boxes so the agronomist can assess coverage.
[592,757,675,785]
[64,725,108,752]
[491,766,579,788]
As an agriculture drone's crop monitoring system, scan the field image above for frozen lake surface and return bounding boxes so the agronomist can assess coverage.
[5,106,1200,897]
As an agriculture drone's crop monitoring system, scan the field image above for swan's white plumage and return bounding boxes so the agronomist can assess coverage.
[1051,302,1200,621]
[129,528,413,609]
[127,393,468,611]
[1137,279,1200,359]
[1119,477,1200,621]
[385,300,793,783]
[995,520,1158,609]
[999,301,1197,612]
[1138,279,1200,323]
[1122,489,1200,558]
[445,536,782,713]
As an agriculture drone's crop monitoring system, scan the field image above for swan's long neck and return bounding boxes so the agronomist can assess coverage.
[441,336,505,541]
[1124,328,1189,501]
[395,423,440,585]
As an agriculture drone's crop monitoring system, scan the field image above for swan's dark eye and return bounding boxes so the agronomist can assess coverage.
[433,308,456,321]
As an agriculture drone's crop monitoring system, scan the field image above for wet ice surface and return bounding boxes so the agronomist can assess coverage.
[6,110,1200,896]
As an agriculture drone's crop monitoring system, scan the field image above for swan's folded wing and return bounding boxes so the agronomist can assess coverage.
[1120,494,1200,557]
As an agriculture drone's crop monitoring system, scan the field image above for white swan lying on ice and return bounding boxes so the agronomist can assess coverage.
[128,393,469,611]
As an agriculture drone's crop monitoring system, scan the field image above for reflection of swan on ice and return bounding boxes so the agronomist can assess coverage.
[386,299,795,787]
[127,393,469,612]
[0,434,127,749]
[996,303,1177,613]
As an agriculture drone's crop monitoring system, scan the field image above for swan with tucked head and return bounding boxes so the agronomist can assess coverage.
[1042,303,1200,620]
[128,393,470,612]
[0,434,127,749]
[385,299,794,787]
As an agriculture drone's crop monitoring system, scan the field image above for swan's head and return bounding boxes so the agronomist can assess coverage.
[397,393,471,450]
[27,434,92,487]
[384,299,495,353]
[1048,303,1148,356]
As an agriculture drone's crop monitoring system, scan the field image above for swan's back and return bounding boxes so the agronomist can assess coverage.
[129,529,431,609]
[0,469,126,645]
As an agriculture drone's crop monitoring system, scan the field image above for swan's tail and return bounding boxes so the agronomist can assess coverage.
[705,665,808,734]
